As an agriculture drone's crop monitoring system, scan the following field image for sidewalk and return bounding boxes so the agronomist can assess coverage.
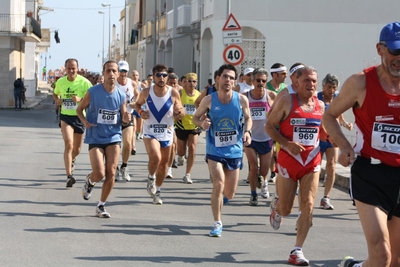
[24,81,52,109]
[320,159,351,190]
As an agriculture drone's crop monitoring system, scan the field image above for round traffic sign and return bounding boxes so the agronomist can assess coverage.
[223,44,244,66]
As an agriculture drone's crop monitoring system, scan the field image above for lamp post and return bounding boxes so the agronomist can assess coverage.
[40,52,51,81]
[101,3,111,60]
[98,11,105,66]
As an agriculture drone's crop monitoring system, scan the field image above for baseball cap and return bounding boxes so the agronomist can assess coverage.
[118,61,129,72]
[379,22,400,50]
[243,68,254,76]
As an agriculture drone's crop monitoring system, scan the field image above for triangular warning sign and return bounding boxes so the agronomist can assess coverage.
[222,13,241,31]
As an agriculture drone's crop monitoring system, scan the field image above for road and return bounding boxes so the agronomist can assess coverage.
[0,95,365,267]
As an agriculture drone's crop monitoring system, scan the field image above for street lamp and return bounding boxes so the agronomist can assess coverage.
[98,11,105,66]
[101,3,111,60]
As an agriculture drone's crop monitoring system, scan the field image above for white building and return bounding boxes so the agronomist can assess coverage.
[117,0,400,144]
[0,0,51,108]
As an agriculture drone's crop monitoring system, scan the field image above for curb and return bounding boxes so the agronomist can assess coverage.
[320,159,350,190]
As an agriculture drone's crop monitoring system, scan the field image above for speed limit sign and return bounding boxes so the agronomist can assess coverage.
[223,44,244,66]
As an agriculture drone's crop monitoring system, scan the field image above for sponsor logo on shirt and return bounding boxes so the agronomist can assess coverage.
[375,115,394,121]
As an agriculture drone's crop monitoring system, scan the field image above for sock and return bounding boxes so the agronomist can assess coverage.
[251,190,257,196]
[156,186,161,192]
[148,174,155,179]
[68,175,73,178]
[97,201,105,207]
[324,195,329,198]
[121,162,127,168]
[72,158,76,163]
[215,221,222,226]
[167,167,171,172]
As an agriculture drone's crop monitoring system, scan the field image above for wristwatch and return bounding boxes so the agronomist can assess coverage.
[244,130,252,136]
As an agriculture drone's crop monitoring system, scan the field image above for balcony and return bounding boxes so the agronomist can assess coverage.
[0,14,41,42]
[166,10,174,32]
[191,0,201,30]
[176,5,200,34]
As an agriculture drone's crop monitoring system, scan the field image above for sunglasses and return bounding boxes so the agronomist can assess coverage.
[187,80,197,83]
[256,79,267,83]
[246,74,252,77]
[119,70,128,73]
[379,43,400,56]
[155,72,168,78]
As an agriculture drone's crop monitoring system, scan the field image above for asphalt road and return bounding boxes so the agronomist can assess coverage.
[0,95,366,267]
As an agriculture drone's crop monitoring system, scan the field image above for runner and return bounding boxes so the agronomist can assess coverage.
[193,63,252,237]
[265,66,323,266]
[77,60,131,218]
[134,64,185,205]
[324,22,400,267]
[52,58,92,188]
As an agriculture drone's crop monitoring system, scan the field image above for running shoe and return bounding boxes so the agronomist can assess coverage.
[268,172,276,183]
[183,174,193,184]
[120,166,131,181]
[322,173,327,187]
[136,132,140,140]
[339,256,361,267]
[147,175,156,196]
[209,222,222,237]
[96,205,110,218]
[66,175,76,188]
[131,149,136,155]
[249,194,258,206]
[82,174,95,200]
[115,166,120,181]
[71,158,76,173]
[166,168,173,179]
[172,159,178,168]
[320,197,334,210]
[177,156,185,166]
[153,192,163,205]
[257,174,263,189]
[223,196,229,205]
[288,249,309,266]
[269,198,283,230]
[261,182,270,199]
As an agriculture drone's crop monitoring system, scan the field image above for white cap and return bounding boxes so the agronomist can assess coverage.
[243,67,254,76]
[118,61,129,71]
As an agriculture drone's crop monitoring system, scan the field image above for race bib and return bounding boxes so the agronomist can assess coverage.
[371,122,400,153]
[97,109,118,125]
[62,99,77,110]
[215,130,238,147]
[150,124,168,139]
[250,107,266,120]
[184,104,196,115]
[292,126,318,146]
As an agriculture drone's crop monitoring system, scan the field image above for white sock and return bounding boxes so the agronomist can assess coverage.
[156,186,161,192]
[97,201,105,207]
[215,221,222,226]
[148,174,155,179]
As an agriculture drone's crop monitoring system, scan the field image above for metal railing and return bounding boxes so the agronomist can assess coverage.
[0,14,27,33]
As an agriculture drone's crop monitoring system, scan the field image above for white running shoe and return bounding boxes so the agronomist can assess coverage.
[120,166,131,181]
[261,182,270,199]
[153,192,163,205]
[177,156,185,166]
[82,174,95,200]
[147,176,156,196]
[320,197,334,210]
[288,249,309,266]
[96,205,110,218]
[166,168,173,179]
[269,198,283,230]
[183,173,193,184]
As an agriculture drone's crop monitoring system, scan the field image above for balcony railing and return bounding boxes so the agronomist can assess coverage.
[177,5,191,28]
[0,14,27,33]
[166,10,174,31]
[191,0,201,23]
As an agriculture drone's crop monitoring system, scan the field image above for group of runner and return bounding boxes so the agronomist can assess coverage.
[52,22,400,267]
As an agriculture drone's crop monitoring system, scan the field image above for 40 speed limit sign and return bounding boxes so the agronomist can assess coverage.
[223,44,244,66]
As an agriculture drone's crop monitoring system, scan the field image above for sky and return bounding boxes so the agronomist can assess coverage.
[40,0,125,73]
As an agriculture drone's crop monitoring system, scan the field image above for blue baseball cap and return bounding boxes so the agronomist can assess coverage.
[379,22,400,50]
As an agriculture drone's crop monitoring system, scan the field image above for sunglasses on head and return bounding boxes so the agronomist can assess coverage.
[256,78,267,83]
[379,43,400,56]
[155,72,168,78]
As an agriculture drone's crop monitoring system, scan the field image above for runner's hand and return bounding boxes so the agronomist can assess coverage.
[284,141,305,155]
